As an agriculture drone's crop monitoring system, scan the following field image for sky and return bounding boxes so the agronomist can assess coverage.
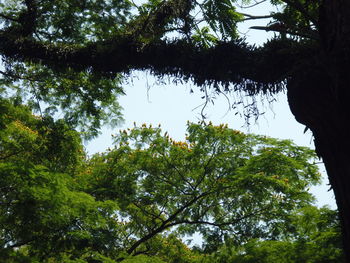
[86,74,336,209]
[86,3,336,209]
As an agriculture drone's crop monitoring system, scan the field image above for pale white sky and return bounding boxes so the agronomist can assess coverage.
[86,74,336,208]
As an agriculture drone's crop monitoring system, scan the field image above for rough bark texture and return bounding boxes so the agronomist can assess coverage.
[0,32,304,92]
[287,1,350,258]
[287,66,350,261]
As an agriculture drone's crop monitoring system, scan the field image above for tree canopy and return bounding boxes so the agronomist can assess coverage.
[1,0,350,261]
[1,99,338,262]
[205,206,344,263]
[0,0,319,135]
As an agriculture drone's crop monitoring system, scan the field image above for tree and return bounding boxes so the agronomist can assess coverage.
[1,0,350,259]
[205,206,344,263]
[0,99,120,262]
[0,102,323,262]
[86,122,319,257]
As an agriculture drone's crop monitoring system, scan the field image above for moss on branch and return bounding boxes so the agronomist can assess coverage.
[0,29,317,95]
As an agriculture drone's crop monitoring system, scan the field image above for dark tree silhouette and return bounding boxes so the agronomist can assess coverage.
[0,0,349,260]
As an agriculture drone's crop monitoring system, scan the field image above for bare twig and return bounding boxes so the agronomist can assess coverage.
[238,0,268,9]
[238,13,274,21]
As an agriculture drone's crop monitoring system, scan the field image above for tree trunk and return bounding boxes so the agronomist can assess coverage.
[287,64,350,262]
[286,1,350,261]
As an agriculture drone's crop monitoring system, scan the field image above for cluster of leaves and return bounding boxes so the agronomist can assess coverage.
[204,206,344,263]
[0,0,134,42]
[0,0,319,44]
[87,121,320,255]
[0,0,132,138]
[270,0,319,40]
[201,0,243,40]
[1,99,342,262]
[0,99,120,262]
[0,63,124,139]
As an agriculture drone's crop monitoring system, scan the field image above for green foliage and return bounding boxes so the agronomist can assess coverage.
[0,0,320,136]
[121,254,166,263]
[0,100,118,262]
[0,63,124,140]
[86,121,320,255]
[205,206,344,263]
[154,235,203,263]
[0,0,317,44]
[0,0,133,42]
[1,101,333,262]
[192,26,218,48]
[270,0,319,39]
[0,0,130,139]
[202,0,243,39]
[0,98,84,172]
[0,0,345,261]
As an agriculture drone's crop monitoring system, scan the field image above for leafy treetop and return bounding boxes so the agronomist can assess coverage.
[0,100,324,262]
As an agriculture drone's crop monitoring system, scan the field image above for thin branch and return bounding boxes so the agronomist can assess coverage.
[200,86,209,119]
[30,82,43,116]
[133,247,151,256]
[237,0,268,9]
[238,13,274,21]
[158,170,193,196]
[193,141,219,189]
[250,25,318,40]
[132,202,165,223]
[172,205,274,229]
[126,189,215,255]
[218,89,232,117]
[0,13,19,22]
[156,148,196,190]
[0,69,44,82]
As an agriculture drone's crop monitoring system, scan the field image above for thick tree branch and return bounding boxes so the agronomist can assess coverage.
[0,30,313,94]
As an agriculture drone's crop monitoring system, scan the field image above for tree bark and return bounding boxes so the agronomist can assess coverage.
[286,2,350,261]
[287,64,350,262]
